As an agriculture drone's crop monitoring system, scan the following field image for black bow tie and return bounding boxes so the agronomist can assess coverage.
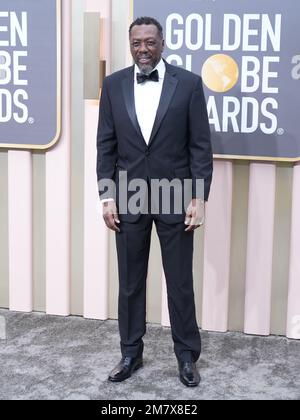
[136,69,159,84]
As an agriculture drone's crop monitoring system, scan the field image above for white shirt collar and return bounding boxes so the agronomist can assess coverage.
[134,58,166,80]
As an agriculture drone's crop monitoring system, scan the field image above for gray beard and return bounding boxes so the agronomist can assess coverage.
[137,63,154,75]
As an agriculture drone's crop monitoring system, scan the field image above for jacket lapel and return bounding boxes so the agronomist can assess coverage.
[122,67,146,147]
[148,63,178,147]
[121,62,179,148]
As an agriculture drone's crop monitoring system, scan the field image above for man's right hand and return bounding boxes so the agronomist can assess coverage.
[102,200,120,232]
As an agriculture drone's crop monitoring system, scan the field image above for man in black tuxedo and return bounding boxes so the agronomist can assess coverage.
[96,17,213,387]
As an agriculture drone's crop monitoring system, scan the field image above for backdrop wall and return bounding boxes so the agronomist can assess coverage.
[0,0,299,340]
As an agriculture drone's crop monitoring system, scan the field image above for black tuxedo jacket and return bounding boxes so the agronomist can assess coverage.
[96,61,213,223]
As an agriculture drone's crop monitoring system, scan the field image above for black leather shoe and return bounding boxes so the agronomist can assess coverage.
[108,356,143,382]
[178,361,201,387]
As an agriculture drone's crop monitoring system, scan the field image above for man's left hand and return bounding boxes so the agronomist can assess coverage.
[184,198,205,232]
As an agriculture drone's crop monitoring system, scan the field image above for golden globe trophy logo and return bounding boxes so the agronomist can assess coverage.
[0,0,61,150]
[134,0,300,161]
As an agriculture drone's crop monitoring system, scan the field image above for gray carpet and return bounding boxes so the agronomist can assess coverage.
[0,309,299,400]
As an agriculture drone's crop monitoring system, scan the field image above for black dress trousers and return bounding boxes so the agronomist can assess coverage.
[115,207,201,363]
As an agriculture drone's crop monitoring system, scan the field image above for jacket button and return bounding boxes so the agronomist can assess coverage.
[145,150,150,156]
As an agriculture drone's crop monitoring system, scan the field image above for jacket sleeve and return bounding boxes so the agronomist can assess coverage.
[96,77,118,201]
[188,77,213,201]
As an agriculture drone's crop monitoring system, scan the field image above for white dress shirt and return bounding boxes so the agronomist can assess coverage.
[134,58,166,144]
[101,59,166,203]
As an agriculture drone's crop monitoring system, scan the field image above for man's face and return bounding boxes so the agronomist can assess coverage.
[130,24,164,74]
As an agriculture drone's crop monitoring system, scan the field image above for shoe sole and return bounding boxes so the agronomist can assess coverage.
[179,376,200,387]
[108,361,143,383]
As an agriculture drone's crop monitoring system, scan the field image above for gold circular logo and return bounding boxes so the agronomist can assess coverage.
[201,54,239,93]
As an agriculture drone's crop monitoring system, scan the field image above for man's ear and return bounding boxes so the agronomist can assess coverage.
[162,39,165,51]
